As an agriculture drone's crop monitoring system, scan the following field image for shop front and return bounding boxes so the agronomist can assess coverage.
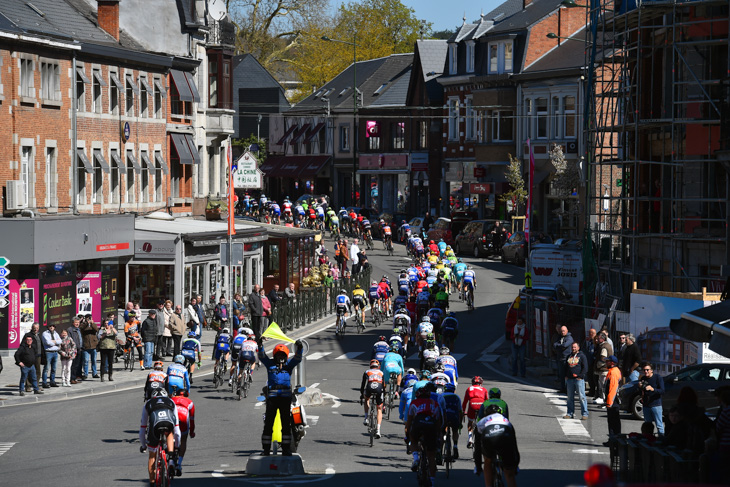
[0,214,134,350]
[358,154,410,214]
[260,155,331,202]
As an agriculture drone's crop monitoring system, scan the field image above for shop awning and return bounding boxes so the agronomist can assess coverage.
[290,124,311,144]
[297,156,331,178]
[127,152,142,173]
[110,73,124,91]
[139,77,152,94]
[154,79,167,98]
[670,300,730,358]
[276,124,297,145]
[259,156,285,175]
[170,133,199,165]
[93,149,111,174]
[93,70,107,87]
[76,67,90,84]
[259,155,311,179]
[76,149,93,173]
[303,122,325,144]
[184,72,201,103]
[155,153,169,174]
[141,152,155,170]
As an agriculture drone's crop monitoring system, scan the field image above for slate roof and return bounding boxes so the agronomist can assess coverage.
[416,39,447,81]
[370,66,411,107]
[0,12,22,33]
[523,28,587,73]
[489,0,563,34]
[483,0,527,24]
[448,22,478,43]
[233,54,285,90]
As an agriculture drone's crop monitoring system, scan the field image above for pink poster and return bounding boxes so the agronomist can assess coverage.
[76,272,102,323]
[9,279,39,348]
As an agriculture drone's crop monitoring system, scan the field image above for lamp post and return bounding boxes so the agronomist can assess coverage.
[322,35,359,207]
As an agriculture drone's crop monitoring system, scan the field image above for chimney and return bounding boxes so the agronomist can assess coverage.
[523,0,533,8]
[97,0,120,41]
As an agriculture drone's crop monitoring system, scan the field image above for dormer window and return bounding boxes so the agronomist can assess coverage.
[488,40,514,74]
[448,43,457,75]
[466,41,475,73]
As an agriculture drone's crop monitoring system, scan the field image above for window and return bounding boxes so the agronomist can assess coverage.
[465,97,475,140]
[466,41,475,73]
[392,122,405,150]
[339,124,350,151]
[126,150,135,203]
[536,97,548,139]
[110,149,121,204]
[110,70,120,115]
[492,111,513,141]
[366,121,381,150]
[92,68,104,113]
[153,151,163,202]
[448,43,457,75]
[40,62,60,102]
[20,58,34,98]
[368,133,381,150]
[21,146,32,207]
[448,98,459,140]
[524,98,533,138]
[207,51,232,109]
[92,150,103,204]
[419,120,428,149]
[45,147,57,208]
[76,69,86,111]
[564,95,576,139]
[139,76,150,118]
[141,157,149,203]
[126,74,138,116]
[77,151,87,205]
[153,77,165,119]
[488,40,514,74]
[208,59,218,107]
[551,96,560,138]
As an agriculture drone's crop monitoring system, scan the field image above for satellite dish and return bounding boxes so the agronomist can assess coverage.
[208,0,227,21]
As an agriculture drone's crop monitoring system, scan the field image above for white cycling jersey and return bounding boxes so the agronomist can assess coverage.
[417,322,434,336]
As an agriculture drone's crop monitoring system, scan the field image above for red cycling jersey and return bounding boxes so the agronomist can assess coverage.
[462,385,488,420]
[172,395,196,435]
[377,281,390,297]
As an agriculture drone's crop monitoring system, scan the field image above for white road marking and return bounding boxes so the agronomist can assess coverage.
[544,392,567,407]
[0,443,15,457]
[451,353,467,361]
[255,401,264,408]
[485,335,506,353]
[309,383,320,389]
[406,353,419,361]
[307,415,319,426]
[306,352,332,361]
[335,352,364,360]
[320,392,341,408]
[573,449,607,455]
[211,466,336,483]
[556,416,591,437]
[477,354,500,363]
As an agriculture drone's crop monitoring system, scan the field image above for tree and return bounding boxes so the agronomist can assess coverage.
[550,143,581,196]
[500,154,527,215]
[431,29,455,40]
[233,134,268,164]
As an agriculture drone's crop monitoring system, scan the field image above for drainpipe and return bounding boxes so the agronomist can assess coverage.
[72,52,79,215]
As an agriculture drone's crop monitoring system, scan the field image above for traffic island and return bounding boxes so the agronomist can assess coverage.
[245,453,305,476]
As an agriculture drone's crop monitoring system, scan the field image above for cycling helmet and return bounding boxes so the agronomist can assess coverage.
[422,381,437,394]
[457,258,463,263]
[444,383,456,393]
[153,361,164,371]
[222,327,230,334]
[435,363,445,373]
[430,240,435,244]
[425,332,435,342]
[439,238,444,242]
[472,376,483,385]
[404,378,418,389]
[370,359,380,368]
[485,403,504,416]
[420,370,432,379]
[440,346,450,356]
[448,311,456,318]
[389,343,400,352]
[340,289,347,295]
[489,387,502,399]
[128,311,136,319]
[273,344,290,358]
[421,316,431,323]
[398,304,407,311]
[378,335,386,342]
[174,354,185,365]
[248,334,256,340]
[151,387,168,399]
[355,284,361,289]
[146,380,164,399]
[238,327,246,335]
[187,331,197,338]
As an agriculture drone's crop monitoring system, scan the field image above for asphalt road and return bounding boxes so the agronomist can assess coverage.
[0,238,617,486]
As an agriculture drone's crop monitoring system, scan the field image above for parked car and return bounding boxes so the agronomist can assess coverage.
[372,212,409,238]
[454,220,513,257]
[501,231,553,265]
[450,210,478,238]
[426,217,453,245]
[399,216,425,242]
[618,363,730,420]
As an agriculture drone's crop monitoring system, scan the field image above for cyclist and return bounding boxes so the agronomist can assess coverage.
[474,404,520,487]
[434,285,449,311]
[367,281,380,322]
[270,201,281,224]
[400,220,411,242]
[236,333,258,385]
[427,306,445,336]
[242,193,251,214]
[329,212,340,237]
[180,332,201,384]
[228,330,248,386]
[437,346,459,386]
[439,264,452,293]
[377,276,392,317]
[440,382,464,460]
[171,387,195,476]
[453,259,467,298]
[441,312,459,351]
[405,381,442,485]
[421,334,440,372]
[393,306,412,348]
[382,222,393,249]
[360,359,385,439]
[462,376,489,448]
[295,203,306,225]
[398,271,410,296]
[139,388,180,486]
[259,193,268,208]
[462,265,477,303]
[428,240,439,255]
[372,335,390,362]
[399,375,419,421]
[416,316,434,349]
[437,239,447,257]
[258,339,304,456]
[336,290,351,329]
[250,198,259,217]
[166,355,190,396]
[430,363,452,392]
[213,327,232,374]
[477,387,510,420]
[124,311,144,371]
[144,361,167,400]
[351,284,367,326]
[282,197,293,219]
[382,344,405,391]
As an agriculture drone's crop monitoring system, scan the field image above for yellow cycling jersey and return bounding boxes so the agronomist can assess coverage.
[352,288,366,298]
[445,250,455,258]
[428,255,438,264]
[435,262,445,270]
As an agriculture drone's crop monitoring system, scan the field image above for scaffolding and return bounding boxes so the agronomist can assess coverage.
[586,0,730,302]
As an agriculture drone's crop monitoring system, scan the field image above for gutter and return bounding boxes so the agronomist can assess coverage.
[72,52,78,215]
[0,31,81,50]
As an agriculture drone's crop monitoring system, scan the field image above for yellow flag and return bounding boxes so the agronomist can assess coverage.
[272,410,282,443]
[261,322,295,343]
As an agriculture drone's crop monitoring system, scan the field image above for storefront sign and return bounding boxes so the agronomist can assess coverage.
[359,154,408,170]
[474,167,486,178]
[121,122,131,142]
[41,275,76,329]
[233,151,263,189]
[469,183,491,194]
[134,240,177,259]
[192,234,268,247]
[101,264,119,319]
[76,272,102,323]
[220,242,244,266]
[97,242,130,252]
[411,153,428,172]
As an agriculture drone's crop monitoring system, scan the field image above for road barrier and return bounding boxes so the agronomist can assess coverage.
[608,435,707,483]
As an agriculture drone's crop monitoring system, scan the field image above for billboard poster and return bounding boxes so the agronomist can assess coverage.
[41,275,76,329]
[76,272,102,323]
[9,279,39,348]
[630,293,722,375]
[101,264,119,320]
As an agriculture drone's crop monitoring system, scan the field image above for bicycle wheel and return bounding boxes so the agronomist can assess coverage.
[493,462,505,487]
[156,447,169,487]
[368,399,376,447]
[444,432,452,478]
[418,446,431,487]
[243,364,251,398]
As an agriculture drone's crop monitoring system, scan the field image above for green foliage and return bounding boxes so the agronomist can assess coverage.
[431,29,455,39]
[499,154,527,214]
[233,134,268,164]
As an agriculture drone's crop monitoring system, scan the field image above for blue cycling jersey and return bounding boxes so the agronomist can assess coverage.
[231,335,246,350]
[369,286,379,298]
[216,333,231,352]
[166,363,190,393]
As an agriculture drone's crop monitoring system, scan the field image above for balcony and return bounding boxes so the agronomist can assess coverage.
[207,107,235,136]
[208,20,236,48]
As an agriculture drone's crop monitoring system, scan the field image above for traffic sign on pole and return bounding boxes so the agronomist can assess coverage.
[0,297,7,308]
[0,277,8,288]
[0,257,8,267]
[0,288,8,298]
[0,267,9,277]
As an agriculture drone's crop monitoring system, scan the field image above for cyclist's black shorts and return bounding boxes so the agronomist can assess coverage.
[238,351,256,366]
[364,381,384,404]
[147,410,175,448]
[231,347,242,362]
[480,427,520,470]
[353,297,366,309]
[442,328,458,340]
[410,420,439,451]
[336,306,348,317]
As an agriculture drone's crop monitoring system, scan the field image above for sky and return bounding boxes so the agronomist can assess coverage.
[400,0,505,33]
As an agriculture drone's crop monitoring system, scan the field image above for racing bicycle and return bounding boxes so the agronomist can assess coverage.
[442,426,455,478]
[354,308,365,334]
[144,431,177,487]
[384,373,398,420]
[415,437,433,487]
[213,356,228,390]
[363,395,378,447]
[491,453,505,487]
[336,311,347,337]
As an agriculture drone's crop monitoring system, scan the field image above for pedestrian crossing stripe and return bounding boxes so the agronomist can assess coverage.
[0,443,16,457]
[556,416,590,437]
[306,352,332,361]
[335,352,364,360]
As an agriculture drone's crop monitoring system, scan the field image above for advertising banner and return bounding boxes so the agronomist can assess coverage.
[9,279,39,348]
[76,272,102,323]
[41,275,76,329]
[101,264,119,320]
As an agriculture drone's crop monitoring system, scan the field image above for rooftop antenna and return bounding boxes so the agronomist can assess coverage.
[462,13,466,25]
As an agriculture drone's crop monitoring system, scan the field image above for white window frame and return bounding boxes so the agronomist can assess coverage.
[76,67,87,112]
[110,68,120,115]
[76,148,87,206]
[487,40,514,75]
[465,97,476,140]
[448,44,457,75]
[339,124,350,151]
[563,95,577,139]
[536,97,548,139]
[125,149,135,204]
[21,145,33,207]
[110,148,121,204]
[153,77,163,119]
[126,75,135,116]
[20,57,35,99]
[40,61,60,102]
[92,68,103,114]
[447,98,459,141]
[419,120,428,149]
[140,149,149,203]
[153,150,163,203]
[92,148,103,204]
[466,41,475,73]
[139,75,149,118]
[45,144,57,208]
[392,122,405,150]
[492,110,514,142]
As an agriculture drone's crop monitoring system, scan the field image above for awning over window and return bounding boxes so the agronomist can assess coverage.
[126,152,142,174]
[170,69,194,102]
[670,300,730,358]
[290,124,311,145]
[171,133,200,165]
[297,155,331,178]
[110,73,124,91]
[259,156,285,175]
[93,71,107,87]
[76,149,93,173]
[125,74,140,94]
[303,122,325,144]
[139,77,152,93]
[275,124,297,146]
[183,71,201,103]
[141,153,155,170]
[261,155,331,179]
[93,150,111,174]
[154,153,169,174]
[76,67,90,84]
[154,79,167,98]
[111,152,123,168]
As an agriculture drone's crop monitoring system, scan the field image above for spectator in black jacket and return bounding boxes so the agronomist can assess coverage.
[268,284,281,310]
[22,323,43,391]
[553,325,574,393]
[67,318,83,383]
[640,362,665,435]
[141,310,158,370]
[621,334,642,382]
[564,342,589,420]
[15,335,42,396]
[248,285,264,338]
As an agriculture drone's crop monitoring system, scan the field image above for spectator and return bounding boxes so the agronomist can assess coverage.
[552,325,573,393]
[339,239,350,276]
[232,293,245,315]
[350,238,361,274]
[599,324,614,348]
[248,284,264,338]
[15,335,42,396]
[324,270,334,288]
[603,355,622,445]
[617,332,627,373]
[67,318,83,384]
[260,288,272,328]
[141,310,158,369]
[80,316,99,379]
[22,323,43,391]
[423,212,434,232]
[621,334,642,382]
[628,422,656,445]
[214,296,229,330]
[357,250,369,274]
[186,297,200,333]
[163,300,174,356]
[640,362,665,436]
[195,293,207,331]
[41,323,62,388]
[268,284,281,309]
[510,318,529,378]
[593,332,613,404]
[330,265,340,282]
[169,305,185,357]
[663,404,705,454]
[284,283,296,302]
[124,301,134,323]
[584,328,597,396]
[58,329,77,387]
[98,319,117,382]
[154,300,166,360]
[564,342,589,420]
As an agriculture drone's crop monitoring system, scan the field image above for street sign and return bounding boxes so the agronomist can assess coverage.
[0,257,8,266]
[0,278,8,288]
[233,151,263,189]
[0,256,8,307]
[0,267,9,277]
[0,288,8,298]
[525,271,532,289]
[0,297,7,308]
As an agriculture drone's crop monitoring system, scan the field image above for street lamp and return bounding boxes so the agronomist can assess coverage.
[322,35,360,207]
[560,0,613,10]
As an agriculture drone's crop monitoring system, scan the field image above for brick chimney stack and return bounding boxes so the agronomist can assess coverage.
[523,0,533,8]
[97,0,120,41]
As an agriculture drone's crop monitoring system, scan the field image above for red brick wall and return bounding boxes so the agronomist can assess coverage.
[97,1,120,41]
[525,7,586,68]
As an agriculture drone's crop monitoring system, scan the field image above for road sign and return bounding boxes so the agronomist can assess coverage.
[0,288,8,298]
[525,271,532,289]
[0,297,7,308]
[0,256,8,307]
[0,257,8,267]
[0,278,8,288]
[0,267,9,277]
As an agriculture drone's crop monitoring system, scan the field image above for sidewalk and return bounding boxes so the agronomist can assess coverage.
[0,314,338,407]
